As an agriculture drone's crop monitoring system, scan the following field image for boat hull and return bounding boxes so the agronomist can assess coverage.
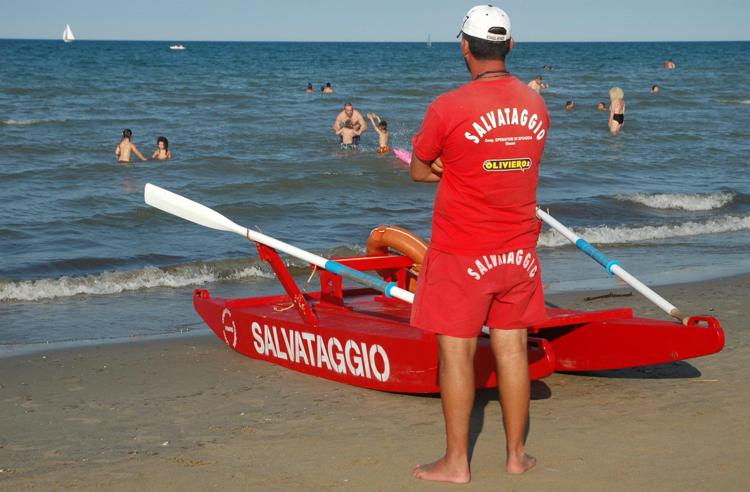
[194,289,556,393]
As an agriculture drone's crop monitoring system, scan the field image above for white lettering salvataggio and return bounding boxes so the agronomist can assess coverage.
[251,322,390,382]
[464,106,547,144]
[466,249,538,280]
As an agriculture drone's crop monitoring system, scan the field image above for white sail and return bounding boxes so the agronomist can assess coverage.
[63,24,75,43]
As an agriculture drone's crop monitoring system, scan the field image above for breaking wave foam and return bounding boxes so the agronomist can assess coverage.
[0,262,275,302]
[616,192,735,211]
[2,119,41,126]
[539,214,750,247]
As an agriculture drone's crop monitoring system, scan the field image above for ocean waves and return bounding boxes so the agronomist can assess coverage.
[0,258,275,302]
[2,119,47,126]
[0,243,368,302]
[539,213,750,248]
[615,192,736,211]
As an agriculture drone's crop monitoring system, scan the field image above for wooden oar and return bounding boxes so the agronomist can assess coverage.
[393,149,687,324]
[144,183,415,304]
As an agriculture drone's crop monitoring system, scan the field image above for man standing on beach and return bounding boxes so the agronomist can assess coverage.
[409,5,549,484]
[332,102,367,146]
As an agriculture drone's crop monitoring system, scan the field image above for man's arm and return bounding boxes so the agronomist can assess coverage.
[367,113,383,135]
[332,113,343,133]
[355,111,368,133]
[410,154,442,183]
[131,144,147,161]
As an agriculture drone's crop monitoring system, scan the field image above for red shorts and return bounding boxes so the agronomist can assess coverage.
[410,247,548,338]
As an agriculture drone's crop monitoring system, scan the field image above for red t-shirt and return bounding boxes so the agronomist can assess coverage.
[412,75,549,255]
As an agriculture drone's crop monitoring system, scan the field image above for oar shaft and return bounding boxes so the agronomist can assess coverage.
[536,208,685,323]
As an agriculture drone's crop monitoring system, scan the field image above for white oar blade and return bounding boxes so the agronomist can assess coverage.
[144,183,247,236]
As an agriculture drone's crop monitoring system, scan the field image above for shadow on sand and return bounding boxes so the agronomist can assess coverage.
[559,360,702,379]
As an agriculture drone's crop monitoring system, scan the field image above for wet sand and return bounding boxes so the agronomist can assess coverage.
[1,274,748,490]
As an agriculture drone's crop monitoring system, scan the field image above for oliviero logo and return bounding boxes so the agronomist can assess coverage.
[483,158,531,172]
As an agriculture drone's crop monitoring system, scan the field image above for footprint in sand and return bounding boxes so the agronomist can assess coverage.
[20,398,40,412]
[63,376,84,392]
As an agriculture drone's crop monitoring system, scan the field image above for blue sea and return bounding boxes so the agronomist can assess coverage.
[1,40,749,348]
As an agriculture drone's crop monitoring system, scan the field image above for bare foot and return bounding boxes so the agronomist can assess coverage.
[413,456,471,484]
[506,453,536,474]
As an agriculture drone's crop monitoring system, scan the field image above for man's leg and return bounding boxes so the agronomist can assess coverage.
[414,334,477,483]
[490,328,536,474]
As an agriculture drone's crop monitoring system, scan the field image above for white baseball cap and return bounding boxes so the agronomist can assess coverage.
[458,5,512,42]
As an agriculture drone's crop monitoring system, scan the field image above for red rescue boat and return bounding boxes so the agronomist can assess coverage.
[193,226,725,393]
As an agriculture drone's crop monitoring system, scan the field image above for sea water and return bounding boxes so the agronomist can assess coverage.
[1,40,749,347]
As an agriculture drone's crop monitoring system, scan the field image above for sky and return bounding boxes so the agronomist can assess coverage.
[1,0,749,42]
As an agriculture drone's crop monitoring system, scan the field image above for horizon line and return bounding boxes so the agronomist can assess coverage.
[2,37,750,43]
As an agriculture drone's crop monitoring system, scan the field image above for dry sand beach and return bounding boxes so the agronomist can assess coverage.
[1,274,748,491]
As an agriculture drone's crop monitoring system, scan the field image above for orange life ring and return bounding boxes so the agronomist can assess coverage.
[366,225,428,292]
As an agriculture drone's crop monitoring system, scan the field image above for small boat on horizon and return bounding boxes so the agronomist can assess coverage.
[169,44,186,50]
[63,24,75,43]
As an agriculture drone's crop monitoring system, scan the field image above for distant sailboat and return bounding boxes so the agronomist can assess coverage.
[63,24,75,43]
[427,33,432,48]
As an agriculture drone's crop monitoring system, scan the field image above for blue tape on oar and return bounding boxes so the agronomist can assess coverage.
[325,261,393,294]
[575,239,620,275]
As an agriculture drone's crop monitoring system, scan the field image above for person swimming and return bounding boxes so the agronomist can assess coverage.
[663,59,676,70]
[565,100,575,112]
[152,136,172,160]
[115,129,147,163]
[367,113,390,153]
[337,119,358,149]
[527,75,547,94]
[608,87,625,134]
[597,101,607,112]
[323,82,334,94]
[651,84,660,94]
[306,82,314,93]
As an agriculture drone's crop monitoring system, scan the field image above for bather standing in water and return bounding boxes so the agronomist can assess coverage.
[115,129,147,163]
[152,136,172,160]
[608,87,625,134]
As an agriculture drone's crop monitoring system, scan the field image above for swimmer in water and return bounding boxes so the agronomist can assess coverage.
[597,101,607,112]
[664,59,676,70]
[152,136,172,160]
[323,82,334,94]
[337,119,358,149]
[367,113,390,153]
[306,82,314,93]
[651,84,660,94]
[565,100,575,112]
[608,87,625,134]
[115,129,147,163]
[527,75,547,94]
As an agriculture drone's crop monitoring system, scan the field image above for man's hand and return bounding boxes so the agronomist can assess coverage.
[410,154,442,183]
[430,158,444,175]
